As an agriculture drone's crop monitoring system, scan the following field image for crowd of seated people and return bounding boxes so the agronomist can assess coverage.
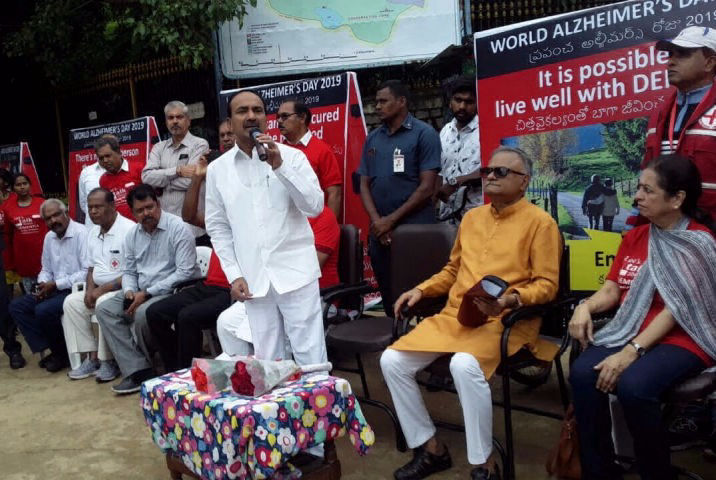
[0,89,713,480]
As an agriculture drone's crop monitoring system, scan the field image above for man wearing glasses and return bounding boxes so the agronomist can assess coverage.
[644,26,716,217]
[381,147,561,480]
[277,100,342,219]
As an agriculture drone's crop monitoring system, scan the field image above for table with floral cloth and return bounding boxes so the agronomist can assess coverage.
[140,369,375,479]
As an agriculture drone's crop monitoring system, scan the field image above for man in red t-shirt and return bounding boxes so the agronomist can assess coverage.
[309,206,340,288]
[95,136,142,220]
[277,100,343,219]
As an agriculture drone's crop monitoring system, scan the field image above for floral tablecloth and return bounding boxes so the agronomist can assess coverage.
[140,369,374,479]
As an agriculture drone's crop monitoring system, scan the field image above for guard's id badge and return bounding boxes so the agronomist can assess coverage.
[393,148,405,173]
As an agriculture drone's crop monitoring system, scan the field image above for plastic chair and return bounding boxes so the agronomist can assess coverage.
[195,246,212,277]
[402,236,576,480]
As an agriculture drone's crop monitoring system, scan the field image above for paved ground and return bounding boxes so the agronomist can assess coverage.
[1,341,711,479]
[558,191,630,232]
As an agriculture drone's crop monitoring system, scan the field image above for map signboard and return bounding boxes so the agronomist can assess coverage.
[219,0,462,78]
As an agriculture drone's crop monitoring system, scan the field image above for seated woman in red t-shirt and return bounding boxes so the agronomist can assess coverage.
[568,154,716,480]
[2,173,47,292]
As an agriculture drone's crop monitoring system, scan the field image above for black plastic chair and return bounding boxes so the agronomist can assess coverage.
[321,223,451,453]
[403,238,576,480]
[574,311,716,480]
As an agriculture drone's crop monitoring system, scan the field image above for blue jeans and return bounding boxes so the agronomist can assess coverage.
[10,291,71,356]
[569,344,705,480]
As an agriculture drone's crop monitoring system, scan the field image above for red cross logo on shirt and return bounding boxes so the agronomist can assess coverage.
[700,106,716,129]
[110,258,120,270]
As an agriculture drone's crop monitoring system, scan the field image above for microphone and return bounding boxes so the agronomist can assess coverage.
[249,128,268,161]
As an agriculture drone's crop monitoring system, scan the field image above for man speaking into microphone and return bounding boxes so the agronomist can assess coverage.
[205,90,327,366]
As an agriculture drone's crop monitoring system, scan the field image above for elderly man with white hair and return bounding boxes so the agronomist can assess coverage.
[141,100,210,245]
[10,198,89,373]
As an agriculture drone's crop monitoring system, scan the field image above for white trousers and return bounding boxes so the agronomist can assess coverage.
[62,290,115,361]
[243,280,327,366]
[380,349,493,465]
[216,301,254,357]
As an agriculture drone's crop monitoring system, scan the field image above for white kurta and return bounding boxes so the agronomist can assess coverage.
[205,143,326,365]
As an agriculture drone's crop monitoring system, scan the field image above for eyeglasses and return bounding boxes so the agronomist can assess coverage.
[479,166,528,178]
[276,113,298,121]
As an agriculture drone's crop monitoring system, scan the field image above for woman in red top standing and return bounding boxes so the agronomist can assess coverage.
[568,154,716,480]
[0,169,16,274]
[2,173,47,293]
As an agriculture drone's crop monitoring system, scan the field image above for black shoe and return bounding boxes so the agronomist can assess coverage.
[471,463,501,480]
[38,354,49,368]
[111,368,154,395]
[44,353,69,373]
[9,352,26,369]
[394,446,452,480]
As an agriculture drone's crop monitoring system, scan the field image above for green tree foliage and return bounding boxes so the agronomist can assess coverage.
[4,0,256,86]
[601,117,648,173]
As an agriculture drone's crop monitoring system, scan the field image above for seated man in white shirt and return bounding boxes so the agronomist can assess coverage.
[205,90,327,366]
[62,188,135,382]
[10,199,89,372]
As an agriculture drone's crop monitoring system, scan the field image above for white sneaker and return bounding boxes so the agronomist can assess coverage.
[67,357,100,380]
[95,360,121,383]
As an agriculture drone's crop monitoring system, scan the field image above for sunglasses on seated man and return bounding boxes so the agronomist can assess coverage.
[479,166,528,178]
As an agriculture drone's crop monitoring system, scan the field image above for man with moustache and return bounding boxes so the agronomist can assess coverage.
[10,199,89,372]
[95,135,142,220]
[435,76,483,225]
[277,99,342,218]
[62,188,134,382]
[382,147,561,480]
[142,101,210,245]
[644,26,716,216]
[95,184,199,394]
[205,90,327,366]
[218,118,236,153]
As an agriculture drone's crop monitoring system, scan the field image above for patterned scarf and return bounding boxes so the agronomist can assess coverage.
[594,218,716,361]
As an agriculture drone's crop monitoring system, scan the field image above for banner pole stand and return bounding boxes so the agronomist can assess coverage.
[54,97,68,193]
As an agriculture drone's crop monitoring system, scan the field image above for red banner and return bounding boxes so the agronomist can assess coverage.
[221,73,374,285]
[0,142,44,196]
[67,117,160,220]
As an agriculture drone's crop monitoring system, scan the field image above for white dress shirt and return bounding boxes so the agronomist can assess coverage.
[122,211,199,296]
[78,162,105,226]
[87,214,135,286]
[38,219,90,290]
[205,143,324,297]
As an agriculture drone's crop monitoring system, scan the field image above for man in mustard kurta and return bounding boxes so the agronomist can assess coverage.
[381,147,561,480]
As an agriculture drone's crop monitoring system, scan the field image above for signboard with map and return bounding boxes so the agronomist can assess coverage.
[218,0,462,78]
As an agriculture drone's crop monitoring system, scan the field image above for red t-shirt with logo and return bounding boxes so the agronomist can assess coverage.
[308,207,340,289]
[607,221,714,366]
[99,164,142,220]
[1,196,47,277]
[204,250,229,288]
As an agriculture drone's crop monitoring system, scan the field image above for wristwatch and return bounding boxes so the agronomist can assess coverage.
[447,176,458,186]
[628,340,645,357]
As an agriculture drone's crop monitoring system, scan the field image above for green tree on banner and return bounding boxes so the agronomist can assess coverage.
[602,117,648,173]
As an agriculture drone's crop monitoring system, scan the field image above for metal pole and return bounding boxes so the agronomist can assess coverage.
[129,66,138,117]
[54,97,68,193]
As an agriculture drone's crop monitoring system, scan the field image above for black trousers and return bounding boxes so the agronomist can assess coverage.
[145,282,231,371]
[0,253,21,357]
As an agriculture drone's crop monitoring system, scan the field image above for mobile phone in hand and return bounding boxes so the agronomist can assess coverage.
[123,297,133,310]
